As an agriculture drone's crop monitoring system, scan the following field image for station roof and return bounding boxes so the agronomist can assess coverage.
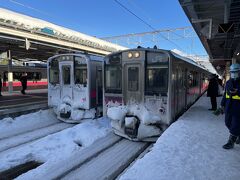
[179,0,240,75]
[0,8,127,61]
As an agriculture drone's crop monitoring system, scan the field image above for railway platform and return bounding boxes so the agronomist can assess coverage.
[0,89,48,119]
[120,94,240,180]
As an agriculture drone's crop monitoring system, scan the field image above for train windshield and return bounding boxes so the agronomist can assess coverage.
[62,66,71,85]
[128,67,139,91]
[145,52,168,95]
[105,65,122,93]
[49,59,59,85]
[145,66,168,95]
[74,56,87,85]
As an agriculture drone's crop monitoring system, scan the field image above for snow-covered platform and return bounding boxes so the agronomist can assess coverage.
[120,94,240,180]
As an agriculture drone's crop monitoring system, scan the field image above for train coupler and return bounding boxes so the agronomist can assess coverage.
[124,116,140,138]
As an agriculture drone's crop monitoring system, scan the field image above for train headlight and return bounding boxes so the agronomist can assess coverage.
[134,51,140,58]
[128,52,133,58]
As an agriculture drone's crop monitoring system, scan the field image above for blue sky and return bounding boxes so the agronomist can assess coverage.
[0,0,207,56]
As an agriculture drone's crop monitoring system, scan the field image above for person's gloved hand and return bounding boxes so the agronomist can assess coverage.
[229,88,238,95]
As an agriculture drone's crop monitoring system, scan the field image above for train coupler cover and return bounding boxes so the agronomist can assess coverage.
[124,116,140,138]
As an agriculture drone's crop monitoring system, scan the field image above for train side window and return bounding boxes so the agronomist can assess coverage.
[74,57,87,85]
[49,59,59,84]
[188,72,193,87]
[105,65,122,93]
[145,66,168,95]
[128,67,139,91]
[62,66,71,85]
[75,66,87,85]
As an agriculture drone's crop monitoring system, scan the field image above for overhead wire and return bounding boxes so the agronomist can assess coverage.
[8,0,52,17]
[114,0,193,53]
[126,0,157,25]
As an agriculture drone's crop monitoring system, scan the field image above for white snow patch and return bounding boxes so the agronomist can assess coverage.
[120,96,240,180]
[0,109,58,139]
[107,106,127,122]
[0,111,111,179]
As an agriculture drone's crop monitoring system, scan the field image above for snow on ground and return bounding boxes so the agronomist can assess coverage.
[1,94,240,179]
[0,110,111,179]
[0,109,58,139]
[120,95,240,180]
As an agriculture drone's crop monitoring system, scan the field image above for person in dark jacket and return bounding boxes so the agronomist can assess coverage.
[0,74,2,96]
[221,63,240,149]
[207,74,219,110]
[20,73,27,94]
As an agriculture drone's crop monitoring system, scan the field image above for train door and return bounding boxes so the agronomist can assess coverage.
[123,63,143,104]
[184,68,188,109]
[175,68,179,114]
[59,61,73,99]
[178,68,186,113]
[96,66,103,106]
[175,67,185,115]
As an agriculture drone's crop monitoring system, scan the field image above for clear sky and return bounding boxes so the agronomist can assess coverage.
[0,0,207,57]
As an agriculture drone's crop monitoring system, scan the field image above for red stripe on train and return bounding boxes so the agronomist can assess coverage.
[3,81,48,87]
[91,90,96,98]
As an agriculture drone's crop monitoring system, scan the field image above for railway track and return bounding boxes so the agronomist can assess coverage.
[31,133,151,180]
[0,126,152,179]
[0,119,58,140]
[0,122,74,153]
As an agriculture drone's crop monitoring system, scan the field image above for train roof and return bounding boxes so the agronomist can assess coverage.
[48,53,104,62]
[105,47,209,72]
[169,50,208,71]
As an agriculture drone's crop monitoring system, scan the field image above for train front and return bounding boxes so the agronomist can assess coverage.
[104,49,170,141]
[48,55,95,123]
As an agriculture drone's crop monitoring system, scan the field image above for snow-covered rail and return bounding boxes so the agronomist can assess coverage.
[63,139,150,180]
[35,133,151,180]
[0,123,74,153]
[0,116,57,140]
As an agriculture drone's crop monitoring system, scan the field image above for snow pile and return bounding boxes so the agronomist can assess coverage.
[0,109,58,139]
[56,96,95,122]
[120,96,240,180]
[107,104,162,125]
[58,103,71,114]
[107,106,127,122]
[71,109,96,121]
[107,104,162,141]
[0,117,111,179]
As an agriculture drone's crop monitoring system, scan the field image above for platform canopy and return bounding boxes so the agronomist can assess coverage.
[0,8,127,61]
[179,0,240,75]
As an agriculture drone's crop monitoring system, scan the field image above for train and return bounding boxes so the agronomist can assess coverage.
[47,54,103,123]
[46,47,211,141]
[0,65,47,91]
[104,47,210,141]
